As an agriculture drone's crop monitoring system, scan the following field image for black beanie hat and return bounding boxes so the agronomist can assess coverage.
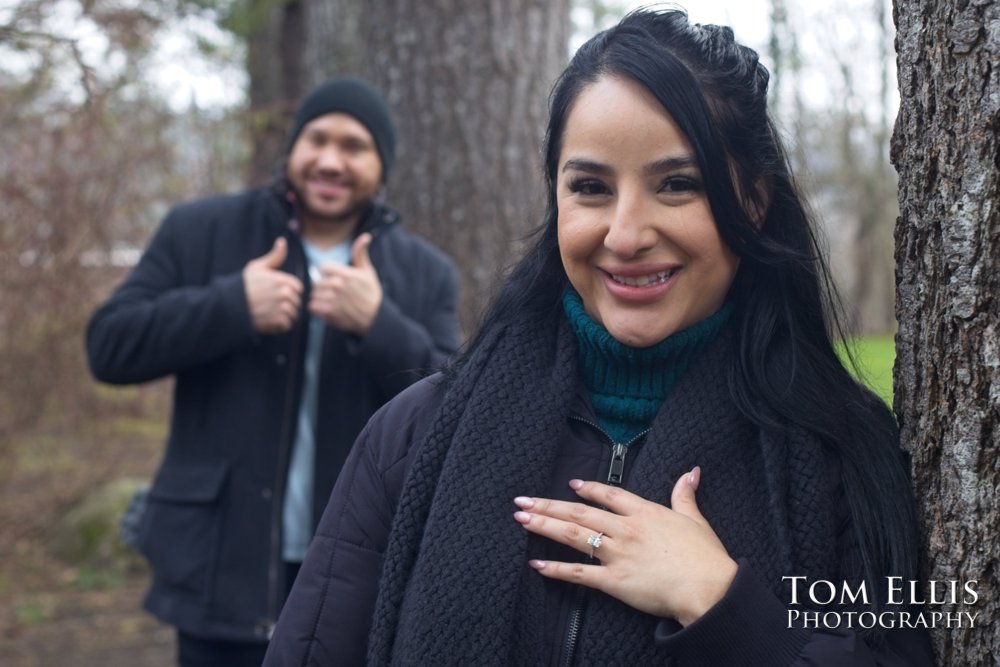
[286,76,396,179]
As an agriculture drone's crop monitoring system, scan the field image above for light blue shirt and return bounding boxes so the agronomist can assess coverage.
[282,239,351,562]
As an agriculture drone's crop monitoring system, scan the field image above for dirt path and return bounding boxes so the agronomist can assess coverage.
[0,579,174,667]
[1,404,176,666]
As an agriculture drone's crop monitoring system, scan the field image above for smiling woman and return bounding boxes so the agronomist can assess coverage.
[263,8,933,667]
[556,76,739,347]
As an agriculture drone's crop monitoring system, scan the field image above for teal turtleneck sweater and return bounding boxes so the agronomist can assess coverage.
[562,290,731,444]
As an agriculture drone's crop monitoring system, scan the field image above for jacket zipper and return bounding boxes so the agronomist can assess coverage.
[559,417,649,666]
[260,199,392,636]
[559,588,585,667]
[264,233,310,637]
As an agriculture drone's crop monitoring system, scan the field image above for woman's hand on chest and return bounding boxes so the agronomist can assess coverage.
[512,466,738,626]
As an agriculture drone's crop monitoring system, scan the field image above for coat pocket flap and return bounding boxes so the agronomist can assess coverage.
[148,464,228,503]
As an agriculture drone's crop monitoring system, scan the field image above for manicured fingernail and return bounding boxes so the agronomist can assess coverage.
[513,511,532,524]
[529,560,547,570]
[569,479,584,490]
[688,466,701,490]
[513,496,535,509]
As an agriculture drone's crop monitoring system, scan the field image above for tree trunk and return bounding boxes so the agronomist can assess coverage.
[245,0,359,185]
[301,0,365,89]
[345,0,572,329]
[245,0,307,185]
[891,0,999,664]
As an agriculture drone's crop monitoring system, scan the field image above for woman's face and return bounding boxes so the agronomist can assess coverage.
[556,75,739,348]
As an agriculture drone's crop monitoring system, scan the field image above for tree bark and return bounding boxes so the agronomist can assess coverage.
[891,0,999,664]
[245,0,358,185]
[346,0,571,329]
[301,0,363,87]
[245,0,307,185]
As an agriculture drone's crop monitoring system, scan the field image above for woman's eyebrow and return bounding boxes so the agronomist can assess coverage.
[643,155,699,175]
[561,155,699,175]
[561,158,611,174]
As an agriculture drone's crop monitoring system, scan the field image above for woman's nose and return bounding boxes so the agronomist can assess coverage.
[603,192,658,258]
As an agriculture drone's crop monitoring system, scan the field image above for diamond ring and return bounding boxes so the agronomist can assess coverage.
[586,532,604,558]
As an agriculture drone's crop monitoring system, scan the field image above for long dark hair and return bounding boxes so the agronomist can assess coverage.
[459,8,918,610]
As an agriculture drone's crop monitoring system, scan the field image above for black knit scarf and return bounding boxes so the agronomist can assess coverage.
[367,310,837,666]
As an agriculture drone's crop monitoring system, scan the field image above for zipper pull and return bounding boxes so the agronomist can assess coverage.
[607,442,627,486]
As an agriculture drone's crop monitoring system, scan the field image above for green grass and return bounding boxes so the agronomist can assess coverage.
[14,599,53,625]
[73,566,125,591]
[838,335,896,406]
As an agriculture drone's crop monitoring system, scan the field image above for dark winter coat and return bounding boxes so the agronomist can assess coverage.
[263,317,934,666]
[85,185,460,641]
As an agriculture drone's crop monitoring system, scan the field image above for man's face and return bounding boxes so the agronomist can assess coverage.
[286,112,383,228]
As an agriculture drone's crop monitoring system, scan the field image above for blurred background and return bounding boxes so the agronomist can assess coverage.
[0,1,898,664]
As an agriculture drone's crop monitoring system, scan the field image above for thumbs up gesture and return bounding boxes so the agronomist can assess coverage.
[309,232,383,336]
[511,467,738,627]
[243,237,304,334]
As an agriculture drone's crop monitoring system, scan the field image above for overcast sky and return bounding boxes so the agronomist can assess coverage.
[627,0,771,44]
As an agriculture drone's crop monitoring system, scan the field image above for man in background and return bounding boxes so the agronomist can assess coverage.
[86,76,460,666]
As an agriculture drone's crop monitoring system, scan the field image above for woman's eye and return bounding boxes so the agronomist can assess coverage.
[660,176,702,193]
[568,178,610,196]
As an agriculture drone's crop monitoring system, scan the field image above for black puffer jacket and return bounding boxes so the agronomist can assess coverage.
[86,186,460,641]
[264,363,934,666]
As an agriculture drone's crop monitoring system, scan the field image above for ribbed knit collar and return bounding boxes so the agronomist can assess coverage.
[562,289,731,443]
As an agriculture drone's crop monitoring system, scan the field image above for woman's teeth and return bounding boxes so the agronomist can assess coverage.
[610,269,676,287]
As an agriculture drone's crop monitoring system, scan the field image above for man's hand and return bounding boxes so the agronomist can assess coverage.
[309,233,383,336]
[243,238,304,335]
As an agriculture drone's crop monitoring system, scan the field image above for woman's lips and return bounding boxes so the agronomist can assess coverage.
[607,268,677,287]
[600,265,680,302]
